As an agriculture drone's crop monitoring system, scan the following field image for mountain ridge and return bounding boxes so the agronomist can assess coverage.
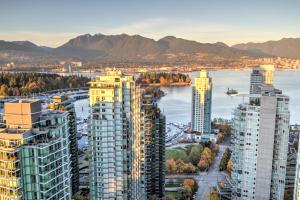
[232,38,300,58]
[0,34,299,65]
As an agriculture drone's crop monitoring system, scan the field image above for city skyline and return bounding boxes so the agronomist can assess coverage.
[0,0,299,47]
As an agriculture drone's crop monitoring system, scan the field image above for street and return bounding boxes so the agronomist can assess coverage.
[194,143,229,200]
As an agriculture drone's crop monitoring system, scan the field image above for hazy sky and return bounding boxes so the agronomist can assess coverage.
[0,0,299,47]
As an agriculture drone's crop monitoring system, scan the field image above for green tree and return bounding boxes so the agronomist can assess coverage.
[188,145,203,165]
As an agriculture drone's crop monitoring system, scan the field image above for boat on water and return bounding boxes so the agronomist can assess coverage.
[226,88,238,95]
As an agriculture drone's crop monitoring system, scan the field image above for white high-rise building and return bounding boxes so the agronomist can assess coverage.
[88,70,145,200]
[250,64,274,95]
[191,70,212,140]
[232,85,290,199]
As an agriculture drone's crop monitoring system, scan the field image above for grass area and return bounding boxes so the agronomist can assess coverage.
[166,191,181,198]
[165,182,181,188]
[166,149,188,162]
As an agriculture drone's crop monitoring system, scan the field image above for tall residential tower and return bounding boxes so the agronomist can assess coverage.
[49,95,80,195]
[88,70,145,200]
[231,69,290,200]
[250,64,274,95]
[141,94,166,199]
[0,99,72,200]
[191,70,212,140]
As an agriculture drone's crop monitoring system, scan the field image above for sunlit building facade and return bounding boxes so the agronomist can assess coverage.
[231,87,290,200]
[191,70,212,139]
[88,70,145,200]
[0,99,72,200]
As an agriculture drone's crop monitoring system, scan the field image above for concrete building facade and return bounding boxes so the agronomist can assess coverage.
[231,88,290,200]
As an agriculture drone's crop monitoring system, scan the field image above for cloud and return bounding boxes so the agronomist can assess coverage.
[101,18,234,41]
[100,18,299,45]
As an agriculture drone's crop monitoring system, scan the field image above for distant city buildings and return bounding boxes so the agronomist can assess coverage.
[231,68,290,200]
[49,95,80,195]
[88,70,145,200]
[0,99,72,199]
[141,94,166,199]
[191,69,212,141]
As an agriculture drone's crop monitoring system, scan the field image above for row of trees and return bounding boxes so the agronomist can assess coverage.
[215,124,231,143]
[137,72,191,86]
[166,142,219,174]
[166,159,196,174]
[219,148,233,175]
[0,72,90,97]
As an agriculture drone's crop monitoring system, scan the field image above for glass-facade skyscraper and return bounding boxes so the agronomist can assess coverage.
[0,99,72,200]
[191,70,212,140]
[88,70,145,200]
[141,94,166,199]
[49,95,80,195]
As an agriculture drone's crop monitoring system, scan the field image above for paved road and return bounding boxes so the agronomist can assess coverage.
[194,144,229,200]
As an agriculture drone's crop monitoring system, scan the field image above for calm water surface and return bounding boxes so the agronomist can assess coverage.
[157,70,300,124]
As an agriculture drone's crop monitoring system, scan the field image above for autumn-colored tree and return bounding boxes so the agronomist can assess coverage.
[216,132,225,143]
[181,185,193,199]
[176,159,186,174]
[211,143,220,154]
[218,181,225,188]
[201,147,214,165]
[219,148,231,171]
[227,160,233,176]
[166,159,177,174]
[198,158,209,171]
[159,76,166,85]
[165,195,176,200]
[198,147,214,171]
[183,179,198,193]
[184,162,196,174]
[0,84,8,96]
[209,190,220,200]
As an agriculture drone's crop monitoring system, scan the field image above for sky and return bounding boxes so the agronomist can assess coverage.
[0,0,299,47]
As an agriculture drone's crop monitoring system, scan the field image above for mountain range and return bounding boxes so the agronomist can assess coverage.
[0,34,299,65]
[233,38,300,59]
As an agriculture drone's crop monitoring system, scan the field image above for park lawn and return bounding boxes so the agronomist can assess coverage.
[165,182,181,188]
[166,149,188,162]
[166,191,181,198]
